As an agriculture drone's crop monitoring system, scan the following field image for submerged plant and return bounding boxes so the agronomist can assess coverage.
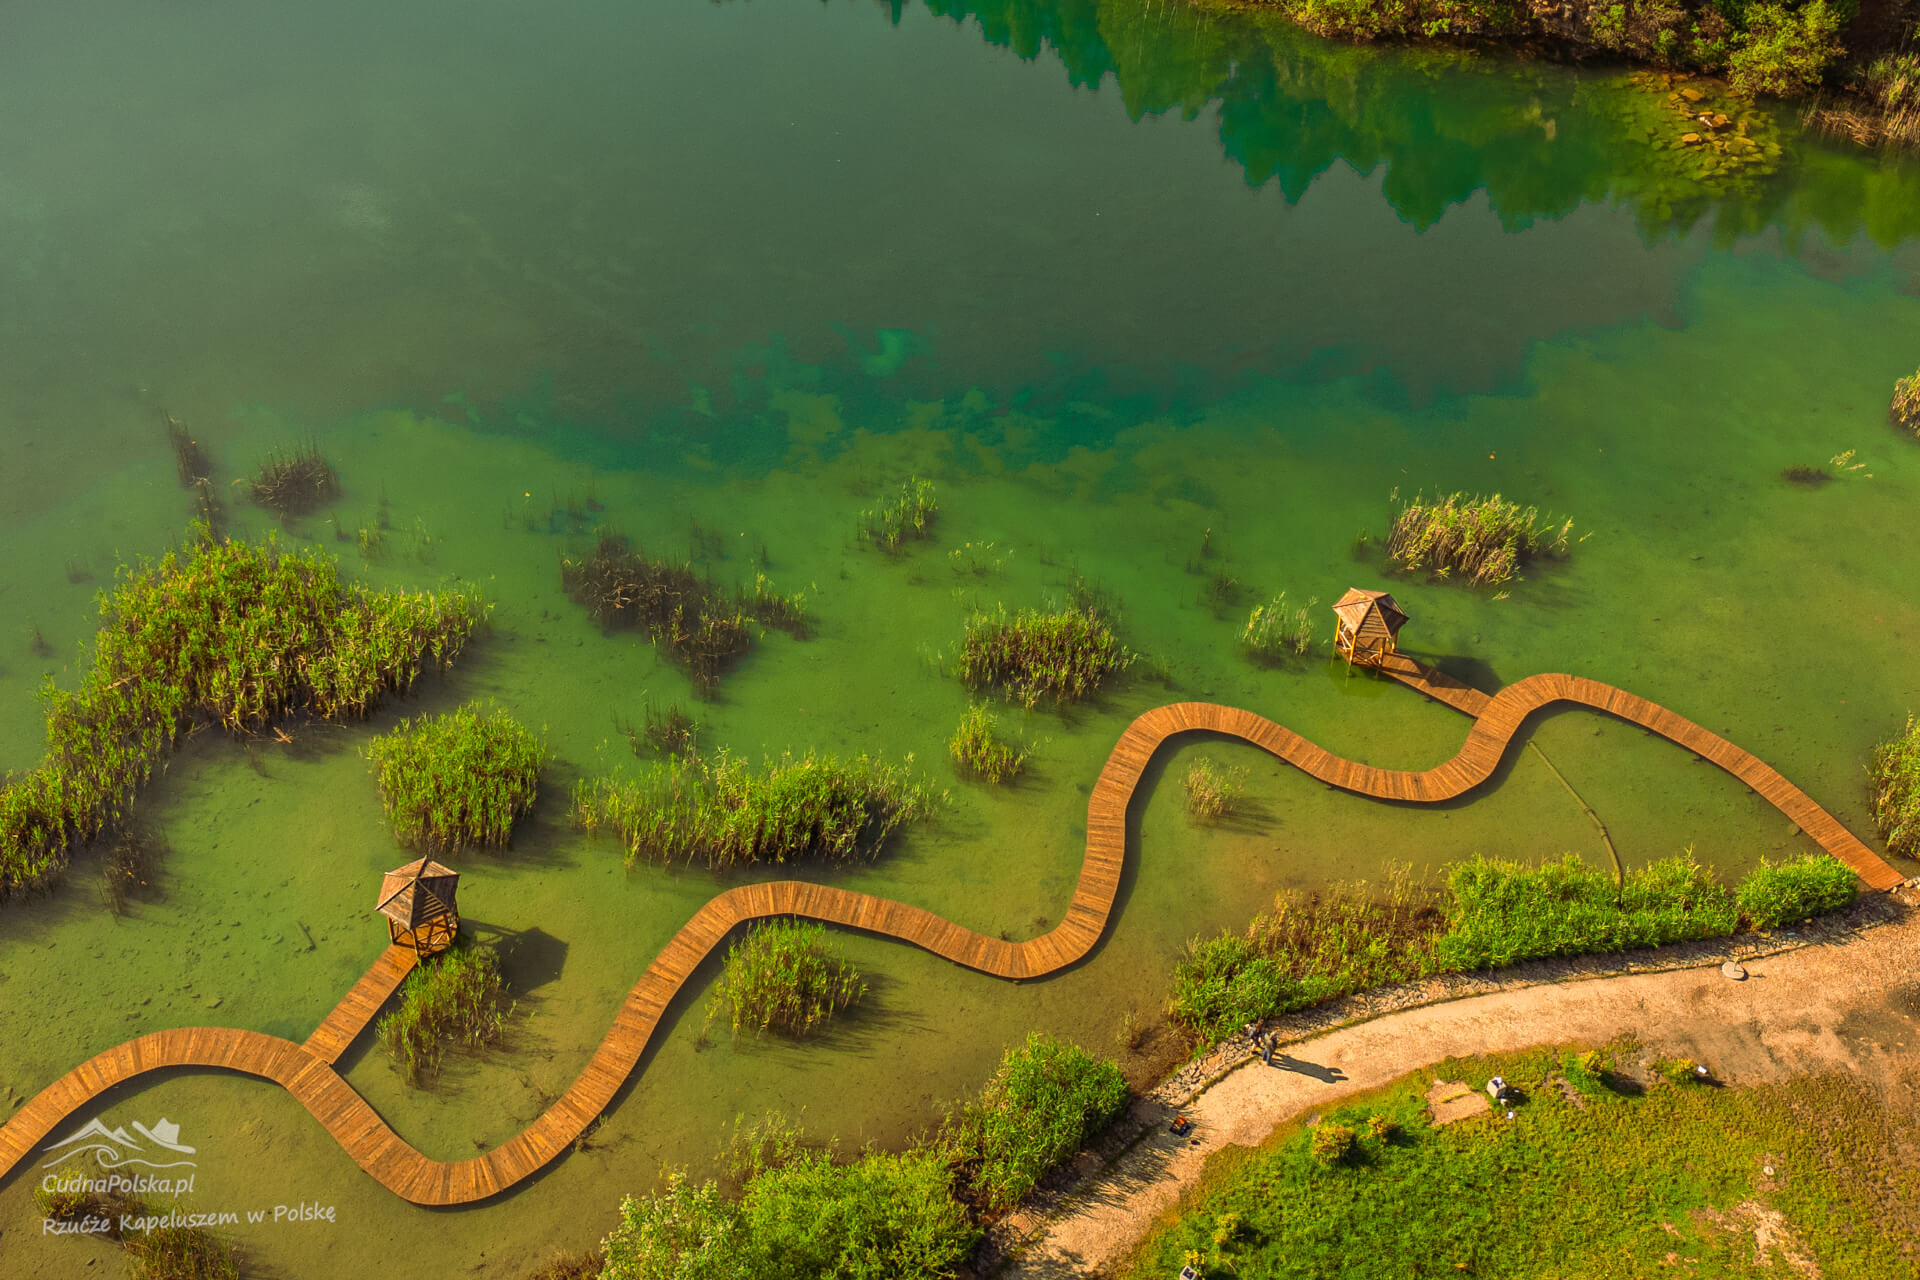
[365,703,544,853]
[1241,592,1318,662]
[571,750,939,869]
[559,535,753,696]
[1893,368,1920,437]
[163,413,210,487]
[858,477,938,552]
[743,573,809,637]
[1869,714,1920,859]
[1780,464,1831,486]
[621,701,697,758]
[1183,757,1246,824]
[708,919,865,1037]
[246,443,340,516]
[1385,491,1572,587]
[0,528,484,902]
[376,941,512,1085]
[958,605,1132,709]
[948,703,1026,784]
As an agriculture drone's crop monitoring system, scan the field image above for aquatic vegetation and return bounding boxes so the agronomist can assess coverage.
[521,1252,601,1280]
[707,920,865,1037]
[957,605,1132,709]
[858,476,938,552]
[376,942,512,1085]
[1781,463,1831,486]
[1893,368,1920,436]
[37,1185,240,1279]
[946,539,1010,577]
[559,534,753,696]
[101,827,158,915]
[1240,591,1318,663]
[744,572,810,637]
[246,443,340,516]
[1736,853,1858,928]
[0,529,484,902]
[1385,490,1572,587]
[1182,756,1246,824]
[948,703,1027,783]
[620,701,697,758]
[570,750,939,868]
[163,413,209,487]
[942,1032,1129,1212]
[1869,715,1920,859]
[365,703,544,853]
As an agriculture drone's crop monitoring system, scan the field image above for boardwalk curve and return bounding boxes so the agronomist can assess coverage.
[0,666,1903,1204]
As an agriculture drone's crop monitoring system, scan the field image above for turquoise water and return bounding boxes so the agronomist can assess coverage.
[1,0,1917,1273]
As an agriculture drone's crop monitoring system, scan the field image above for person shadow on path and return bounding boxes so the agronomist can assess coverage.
[1269,1050,1346,1083]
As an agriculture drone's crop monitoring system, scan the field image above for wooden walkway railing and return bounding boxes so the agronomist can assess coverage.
[0,664,1903,1204]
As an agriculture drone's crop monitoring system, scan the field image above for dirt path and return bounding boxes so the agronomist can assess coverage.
[1004,905,1920,1279]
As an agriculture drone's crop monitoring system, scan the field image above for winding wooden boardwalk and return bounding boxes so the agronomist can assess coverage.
[0,665,1904,1205]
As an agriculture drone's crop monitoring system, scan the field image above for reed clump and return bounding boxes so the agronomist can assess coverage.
[1183,757,1246,824]
[942,1032,1129,1212]
[36,1186,240,1279]
[1385,491,1572,587]
[377,941,512,1085]
[708,919,865,1037]
[247,443,340,516]
[858,476,938,552]
[559,535,752,696]
[365,703,543,853]
[571,750,939,868]
[958,605,1132,709]
[622,701,697,757]
[1869,714,1920,859]
[744,572,809,637]
[1240,592,1318,663]
[0,528,484,902]
[1893,368,1920,437]
[948,703,1026,784]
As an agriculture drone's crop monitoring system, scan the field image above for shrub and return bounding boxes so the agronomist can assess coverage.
[571,750,939,869]
[377,942,513,1085]
[1435,852,1738,970]
[958,605,1132,708]
[365,703,543,853]
[738,1141,976,1279]
[1737,853,1857,929]
[1728,0,1843,97]
[945,1032,1130,1211]
[948,704,1026,784]
[1241,592,1318,663]
[858,477,938,552]
[0,530,483,902]
[1183,757,1246,824]
[1366,1113,1403,1143]
[1168,933,1294,1046]
[1385,491,1572,587]
[602,1171,748,1280]
[1869,715,1920,859]
[1893,370,1920,436]
[1656,1057,1707,1086]
[1309,1123,1358,1166]
[708,920,865,1037]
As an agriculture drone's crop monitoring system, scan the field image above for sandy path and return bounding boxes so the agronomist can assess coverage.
[1005,907,1920,1278]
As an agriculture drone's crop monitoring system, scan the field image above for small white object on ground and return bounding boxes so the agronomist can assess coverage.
[1721,961,1748,981]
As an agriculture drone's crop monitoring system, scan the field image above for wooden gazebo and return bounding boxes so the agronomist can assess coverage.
[1331,588,1409,668]
[375,857,460,956]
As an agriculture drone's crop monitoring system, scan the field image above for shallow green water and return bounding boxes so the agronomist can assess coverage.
[1,0,1917,1272]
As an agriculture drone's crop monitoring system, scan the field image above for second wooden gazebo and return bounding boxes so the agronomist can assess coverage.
[375,856,461,956]
[1331,588,1408,668]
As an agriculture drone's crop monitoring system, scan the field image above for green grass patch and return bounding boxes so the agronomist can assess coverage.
[857,477,938,553]
[1384,490,1572,587]
[0,528,484,902]
[1870,714,1920,859]
[948,703,1026,784]
[1736,852,1859,929]
[958,605,1132,709]
[570,750,940,869]
[708,920,865,1037]
[376,941,513,1085]
[1127,1042,1920,1278]
[944,1032,1130,1212]
[365,702,544,853]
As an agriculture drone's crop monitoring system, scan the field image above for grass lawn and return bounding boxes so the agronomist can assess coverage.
[1127,1041,1920,1279]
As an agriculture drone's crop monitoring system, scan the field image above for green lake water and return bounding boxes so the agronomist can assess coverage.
[2,0,1918,1272]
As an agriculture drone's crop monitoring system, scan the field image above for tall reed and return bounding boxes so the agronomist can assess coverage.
[858,477,938,552]
[958,605,1132,709]
[1240,592,1318,662]
[376,942,513,1085]
[707,920,865,1037]
[1385,491,1572,587]
[365,703,544,853]
[1869,714,1920,858]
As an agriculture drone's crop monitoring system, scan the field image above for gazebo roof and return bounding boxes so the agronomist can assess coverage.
[1331,588,1409,641]
[376,856,460,931]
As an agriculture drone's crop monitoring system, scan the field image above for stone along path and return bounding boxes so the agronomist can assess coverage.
[0,664,1903,1204]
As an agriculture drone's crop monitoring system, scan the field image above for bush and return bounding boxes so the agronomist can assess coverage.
[1168,933,1295,1046]
[1871,715,1920,859]
[945,1032,1130,1211]
[958,605,1132,709]
[1656,1057,1706,1086]
[1435,852,1738,970]
[948,704,1026,783]
[1366,1113,1403,1143]
[1309,1123,1358,1166]
[0,530,483,902]
[603,1171,748,1280]
[708,921,864,1037]
[1728,0,1843,97]
[739,1142,976,1279]
[365,703,543,853]
[1385,491,1571,587]
[1737,854,1857,929]
[376,942,512,1084]
[1183,757,1246,824]
[571,750,939,869]
[1241,592,1318,663]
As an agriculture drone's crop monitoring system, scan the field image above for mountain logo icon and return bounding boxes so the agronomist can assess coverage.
[40,1115,198,1170]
